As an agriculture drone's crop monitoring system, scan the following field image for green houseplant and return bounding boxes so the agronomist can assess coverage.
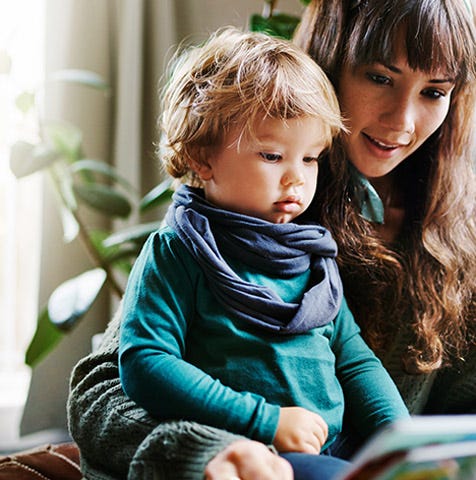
[10,72,173,367]
[10,0,309,367]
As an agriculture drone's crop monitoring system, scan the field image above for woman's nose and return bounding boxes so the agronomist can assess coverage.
[380,93,416,135]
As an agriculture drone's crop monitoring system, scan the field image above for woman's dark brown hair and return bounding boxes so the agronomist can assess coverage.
[295,0,476,373]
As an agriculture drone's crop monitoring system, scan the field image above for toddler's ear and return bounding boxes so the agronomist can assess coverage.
[191,160,213,181]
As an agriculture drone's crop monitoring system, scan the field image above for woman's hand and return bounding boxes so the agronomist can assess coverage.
[274,406,328,454]
[204,439,293,480]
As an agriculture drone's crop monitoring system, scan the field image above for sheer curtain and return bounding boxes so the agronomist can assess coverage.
[0,0,45,444]
[17,0,303,437]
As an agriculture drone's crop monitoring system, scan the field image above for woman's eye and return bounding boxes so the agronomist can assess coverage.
[259,152,281,162]
[366,73,391,86]
[422,88,446,100]
[303,156,319,164]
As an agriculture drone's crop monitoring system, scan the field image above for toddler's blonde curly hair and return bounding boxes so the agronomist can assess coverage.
[158,27,343,186]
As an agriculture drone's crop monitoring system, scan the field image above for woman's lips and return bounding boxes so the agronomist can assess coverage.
[361,132,411,160]
[363,133,400,150]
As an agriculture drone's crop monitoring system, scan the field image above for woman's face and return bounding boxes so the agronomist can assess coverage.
[338,53,454,179]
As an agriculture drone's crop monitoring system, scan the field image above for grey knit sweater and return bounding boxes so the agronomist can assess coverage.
[67,303,476,480]
[68,304,246,480]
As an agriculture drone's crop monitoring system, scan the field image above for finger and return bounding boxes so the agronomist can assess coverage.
[271,455,294,480]
[240,455,294,480]
[204,464,239,480]
[301,439,321,454]
[313,417,328,444]
[204,453,240,479]
[308,426,326,449]
[314,414,329,437]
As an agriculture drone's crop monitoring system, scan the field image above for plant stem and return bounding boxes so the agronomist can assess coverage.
[262,0,278,18]
[49,168,124,298]
[74,211,124,298]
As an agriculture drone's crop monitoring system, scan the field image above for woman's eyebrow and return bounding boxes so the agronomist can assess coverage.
[383,63,455,83]
[428,77,455,84]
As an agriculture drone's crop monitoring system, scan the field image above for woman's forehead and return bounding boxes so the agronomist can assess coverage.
[347,3,475,84]
[349,25,464,80]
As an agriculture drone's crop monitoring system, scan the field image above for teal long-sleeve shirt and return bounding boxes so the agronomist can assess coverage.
[119,226,409,449]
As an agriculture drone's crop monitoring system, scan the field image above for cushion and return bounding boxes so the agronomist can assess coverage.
[0,443,82,480]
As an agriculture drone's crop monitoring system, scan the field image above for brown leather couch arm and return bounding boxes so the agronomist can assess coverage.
[0,443,82,480]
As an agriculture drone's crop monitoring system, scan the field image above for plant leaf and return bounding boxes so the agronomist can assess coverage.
[25,307,65,367]
[103,221,162,248]
[47,159,78,213]
[89,229,115,258]
[47,268,107,331]
[0,48,12,74]
[59,203,80,243]
[89,230,137,272]
[15,90,36,114]
[103,245,141,264]
[139,178,173,212]
[49,69,110,92]
[9,141,60,178]
[71,159,136,192]
[73,183,132,218]
[44,121,83,162]
[249,13,301,39]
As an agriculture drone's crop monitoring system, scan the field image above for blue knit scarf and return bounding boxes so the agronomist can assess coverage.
[166,185,343,334]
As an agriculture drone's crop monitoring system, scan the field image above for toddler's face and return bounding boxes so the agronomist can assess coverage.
[197,116,327,224]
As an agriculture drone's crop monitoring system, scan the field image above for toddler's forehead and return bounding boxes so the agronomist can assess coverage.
[233,115,332,148]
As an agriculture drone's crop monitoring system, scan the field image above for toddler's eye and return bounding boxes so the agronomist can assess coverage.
[259,152,281,162]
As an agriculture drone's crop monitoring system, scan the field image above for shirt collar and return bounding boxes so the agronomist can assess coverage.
[349,165,385,224]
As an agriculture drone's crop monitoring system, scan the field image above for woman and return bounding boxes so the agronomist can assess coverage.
[294,0,476,414]
[67,1,476,479]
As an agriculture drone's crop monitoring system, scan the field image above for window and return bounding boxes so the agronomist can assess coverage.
[0,0,45,424]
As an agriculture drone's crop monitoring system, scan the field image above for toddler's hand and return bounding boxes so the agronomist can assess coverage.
[274,406,328,454]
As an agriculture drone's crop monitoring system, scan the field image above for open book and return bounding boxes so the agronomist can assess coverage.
[337,415,476,480]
